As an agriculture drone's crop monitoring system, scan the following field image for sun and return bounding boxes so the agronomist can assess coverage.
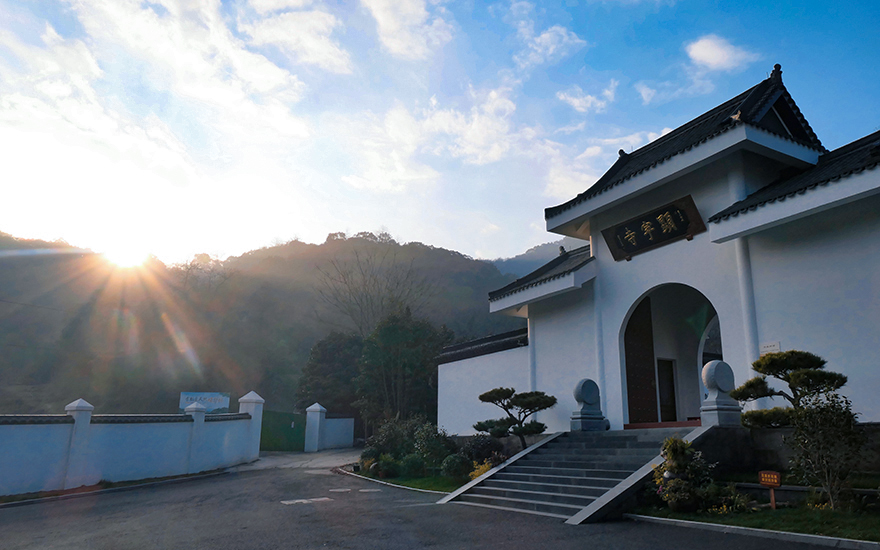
[104,248,150,268]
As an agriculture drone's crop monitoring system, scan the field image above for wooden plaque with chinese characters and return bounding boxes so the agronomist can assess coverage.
[601,195,706,261]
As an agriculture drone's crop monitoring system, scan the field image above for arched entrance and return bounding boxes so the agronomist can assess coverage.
[622,284,720,426]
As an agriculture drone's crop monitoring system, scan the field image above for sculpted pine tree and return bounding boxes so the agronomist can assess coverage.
[474,387,557,451]
[730,350,847,412]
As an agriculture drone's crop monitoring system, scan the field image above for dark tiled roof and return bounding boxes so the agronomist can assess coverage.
[91,414,193,423]
[0,415,73,425]
[205,412,251,422]
[709,130,880,222]
[437,328,528,364]
[488,245,593,302]
[545,65,825,220]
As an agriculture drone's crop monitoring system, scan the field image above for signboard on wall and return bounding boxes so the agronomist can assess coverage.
[179,392,231,413]
[601,195,707,261]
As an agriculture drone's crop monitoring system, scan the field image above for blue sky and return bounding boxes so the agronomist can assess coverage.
[1,0,878,264]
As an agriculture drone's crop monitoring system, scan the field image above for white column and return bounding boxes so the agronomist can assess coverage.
[735,237,760,368]
[185,402,206,474]
[63,398,95,490]
[238,391,265,461]
[305,403,326,453]
[527,316,537,392]
[592,277,606,418]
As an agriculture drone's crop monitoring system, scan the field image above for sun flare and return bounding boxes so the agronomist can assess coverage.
[104,248,150,268]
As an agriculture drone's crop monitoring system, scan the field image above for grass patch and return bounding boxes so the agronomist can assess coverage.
[635,506,880,542]
[350,471,465,493]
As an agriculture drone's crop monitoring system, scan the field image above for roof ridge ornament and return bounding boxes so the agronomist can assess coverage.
[618,149,628,158]
[730,110,742,122]
[771,63,782,82]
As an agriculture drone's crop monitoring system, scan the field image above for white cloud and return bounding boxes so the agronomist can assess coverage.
[360,0,453,60]
[554,121,586,135]
[242,10,352,73]
[422,86,518,164]
[339,107,439,193]
[556,79,618,113]
[250,0,313,16]
[634,82,656,105]
[514,24,586,70]
[540,129,672,199]
[685,34,759,72]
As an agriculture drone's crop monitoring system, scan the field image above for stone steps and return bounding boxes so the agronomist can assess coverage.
[446,430,667,520]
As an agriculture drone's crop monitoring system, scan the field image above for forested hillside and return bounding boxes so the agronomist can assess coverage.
[0,231,523,414]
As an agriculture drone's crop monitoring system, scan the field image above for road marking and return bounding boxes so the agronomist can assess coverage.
[329,489,351,493]
[281,497,334,505]
[359,489,382,493]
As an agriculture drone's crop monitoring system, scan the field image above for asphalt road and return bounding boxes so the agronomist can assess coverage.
[0,464,819,550]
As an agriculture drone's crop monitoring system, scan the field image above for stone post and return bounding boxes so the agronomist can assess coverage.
[238,391,265,461]
[63,398,96,490]
[305,403,326,453]
[570,379,610,431]
[185,402,206,474]
[700,360,742,427]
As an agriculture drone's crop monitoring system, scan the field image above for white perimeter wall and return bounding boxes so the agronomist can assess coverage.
[438,346,529,435]
[0,394,264,497]
[749,191,880,421]
[324,418,355,449]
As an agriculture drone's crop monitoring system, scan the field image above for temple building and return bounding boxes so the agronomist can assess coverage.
[438,65,880,434]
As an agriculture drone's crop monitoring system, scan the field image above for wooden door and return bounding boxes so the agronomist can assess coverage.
[625,298,657,424]
[657,359,677,422]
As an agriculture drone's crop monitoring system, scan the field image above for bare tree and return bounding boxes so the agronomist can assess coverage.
[171,254,234,294]
[316,247,435,337]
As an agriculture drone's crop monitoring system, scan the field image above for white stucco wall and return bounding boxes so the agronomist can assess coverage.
[748,191,880,420]
[0,423,72,495]
[88,422,192,482]
[437,345,529,435]
[324,418,355,449]
[529,285,597,433]
[0,393,264,497]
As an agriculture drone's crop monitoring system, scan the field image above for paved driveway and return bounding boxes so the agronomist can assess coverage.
[0,452,821,550]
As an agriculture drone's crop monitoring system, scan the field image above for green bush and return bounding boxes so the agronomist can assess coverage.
[460,434,504,462]
[360,447,381,462]
[372,453,400,478]
[741,407,792,429]
[441,454,472,479]
[788,392,865,510]
[413,423,457,467]
[366,417,423,459]
[400,454,426,478]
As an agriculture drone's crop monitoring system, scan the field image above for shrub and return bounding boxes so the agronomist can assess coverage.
[460,434,504,463]
[373,453,400,478]
[441,454,472,479]
[413,423,457,467]
[741,407,793,428]
[469,459,493,481]
[366,417,423,459]
[400,453,426,478]
[360,447,381,462]
[788,392,865,510]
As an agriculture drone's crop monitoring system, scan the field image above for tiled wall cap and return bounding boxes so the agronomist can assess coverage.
[64,398,94,412]
[185,402,207,413]
[238,391,265,404]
